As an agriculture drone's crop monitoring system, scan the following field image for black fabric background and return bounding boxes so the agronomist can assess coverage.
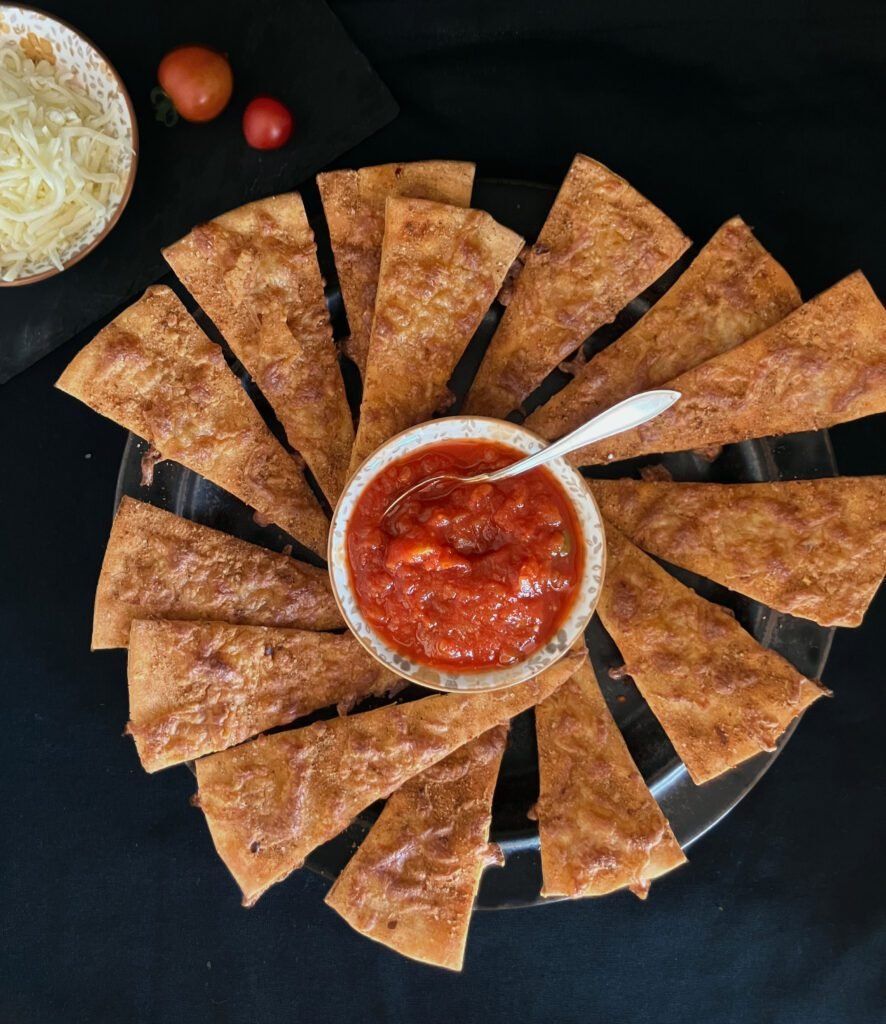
[1,2,885,1021]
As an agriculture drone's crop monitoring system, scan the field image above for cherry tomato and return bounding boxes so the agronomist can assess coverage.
[243,97,293,150]
[157,46,233,123]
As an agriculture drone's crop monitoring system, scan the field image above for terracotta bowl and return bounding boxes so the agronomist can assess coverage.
[328,416,607,693]
[0,5,137,286]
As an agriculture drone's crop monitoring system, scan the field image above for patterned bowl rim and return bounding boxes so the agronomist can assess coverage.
[0,3,139,287]
[328,415,607,693]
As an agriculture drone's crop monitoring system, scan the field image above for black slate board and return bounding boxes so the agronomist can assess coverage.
[0,0,397,384]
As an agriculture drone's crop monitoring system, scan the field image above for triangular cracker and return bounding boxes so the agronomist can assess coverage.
[591,477,886,628]
[536,655,685,899]
[55,286,328,556]
[348,198,523,472]
[317,160,475,377]
[526,216,800,439]
[325,725,508,971]
[126,621,400,773]
[568,271,886,467]
[596,525,827,785]
[195,648,584,905]
[464,154,690,418]
[93,498,341,649]
[163,193,354,503]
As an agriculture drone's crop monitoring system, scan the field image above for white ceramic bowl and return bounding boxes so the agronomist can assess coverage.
[0,5,137,286]
[329,416,607,692]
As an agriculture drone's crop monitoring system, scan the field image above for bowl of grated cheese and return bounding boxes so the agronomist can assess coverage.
[0,5,137,285]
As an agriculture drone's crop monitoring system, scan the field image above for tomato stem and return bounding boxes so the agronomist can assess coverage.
[150,86,179,127]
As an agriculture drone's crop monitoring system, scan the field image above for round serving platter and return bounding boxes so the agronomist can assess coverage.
[115,178,836,909]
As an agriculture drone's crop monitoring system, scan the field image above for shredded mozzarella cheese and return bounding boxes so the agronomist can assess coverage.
[0,44,128,281]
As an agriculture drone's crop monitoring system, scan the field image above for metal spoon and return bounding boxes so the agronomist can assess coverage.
[382,388,681,521]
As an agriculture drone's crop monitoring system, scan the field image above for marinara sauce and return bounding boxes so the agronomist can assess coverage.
[346,440,583,670]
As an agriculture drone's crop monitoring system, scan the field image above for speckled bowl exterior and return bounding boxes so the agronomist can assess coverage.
[329,416,607,692]
[0,4,137,286]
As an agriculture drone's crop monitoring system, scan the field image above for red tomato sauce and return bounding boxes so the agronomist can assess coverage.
[346,440,584,670]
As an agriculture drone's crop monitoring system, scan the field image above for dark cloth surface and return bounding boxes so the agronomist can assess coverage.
[0,0,396,383]
[2,1,885,1022]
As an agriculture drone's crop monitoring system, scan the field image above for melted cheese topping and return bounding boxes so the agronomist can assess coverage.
[0,45,127,281]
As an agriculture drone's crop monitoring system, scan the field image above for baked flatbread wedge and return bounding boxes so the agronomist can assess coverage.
[591,477,886,628]
[55,286,328,556]
[163,194,353,504]
[126,621,400,773]
[526,216,800,439]
[597,526,827,785]
[536,656,685,898]
[317,160,475,376]
[325,726,508,971]
[349,198,523,472]
[93,498,341,649]
[464,154,690,418]
[568,271,886,467]
[195,647,584,906]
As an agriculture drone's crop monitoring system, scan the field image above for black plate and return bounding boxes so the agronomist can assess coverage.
[115,179,836,909]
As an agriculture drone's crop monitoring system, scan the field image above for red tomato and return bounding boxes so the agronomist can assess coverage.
[158,46,233,123]
[243,97,293,150]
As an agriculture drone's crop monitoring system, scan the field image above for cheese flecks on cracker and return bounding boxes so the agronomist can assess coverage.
[325,726,507,971]
[194,649,583,906]
[597,526,827,785]
[464,154,690,418]
[318,161,475,377]
[526,216,800,439]
[349,197,523,473]
[163,193,354,504]
[536,655,685,898]
[93,498,340,649]
[569,272,886,467]
[591,477,886,628]
[55,286,329,556]
[127,621,399,772]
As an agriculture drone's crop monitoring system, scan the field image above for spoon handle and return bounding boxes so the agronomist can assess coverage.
[484,389,681,482]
